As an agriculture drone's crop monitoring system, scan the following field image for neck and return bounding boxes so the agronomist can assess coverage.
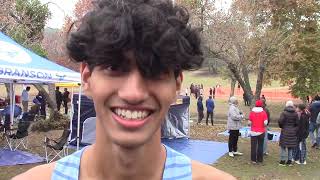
[83,125,166,180]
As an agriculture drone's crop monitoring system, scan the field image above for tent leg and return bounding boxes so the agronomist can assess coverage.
[76,85,82,151]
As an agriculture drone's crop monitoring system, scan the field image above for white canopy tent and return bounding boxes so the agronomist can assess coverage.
[0,31,84,150]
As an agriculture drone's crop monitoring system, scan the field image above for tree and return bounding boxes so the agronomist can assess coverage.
[42,28,79,71]
[42,0,94,73]
[267,0,320,100]
[2,0,50,56]
[179,0,289,104]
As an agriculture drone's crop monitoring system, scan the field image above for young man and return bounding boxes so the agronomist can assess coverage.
[14,0,235,179]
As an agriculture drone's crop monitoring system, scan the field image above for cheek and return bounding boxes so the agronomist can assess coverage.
[154,83,178,108]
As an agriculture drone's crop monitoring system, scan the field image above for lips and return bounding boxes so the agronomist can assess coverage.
[111,107,153,129]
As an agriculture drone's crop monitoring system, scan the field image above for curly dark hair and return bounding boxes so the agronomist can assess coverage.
[67,0,203,78]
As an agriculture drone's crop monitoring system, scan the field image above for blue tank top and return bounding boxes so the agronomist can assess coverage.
[52,144,192,180]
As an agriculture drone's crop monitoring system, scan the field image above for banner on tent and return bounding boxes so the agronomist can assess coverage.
[0,65,80,82]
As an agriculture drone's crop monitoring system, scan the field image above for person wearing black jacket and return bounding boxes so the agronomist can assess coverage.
[293,104,310,165]
[62,88,70,115]
[55,87,62,111]
[196,96,204,124]
[309,95,320,148]
[278,101,299,166]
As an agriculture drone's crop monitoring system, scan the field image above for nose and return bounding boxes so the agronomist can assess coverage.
[118,69,149,104]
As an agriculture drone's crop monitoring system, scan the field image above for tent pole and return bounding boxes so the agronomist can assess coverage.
[76,84,82,151]
[68,86,74,143]
[10,81,14,125]
[70,87,74,109]
[188,97,190,138]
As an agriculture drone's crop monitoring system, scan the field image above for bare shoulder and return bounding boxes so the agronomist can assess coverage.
[12,162,56,180]
[191,160,236,180]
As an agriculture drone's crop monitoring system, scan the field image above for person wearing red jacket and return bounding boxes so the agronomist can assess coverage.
[249,100,268,163]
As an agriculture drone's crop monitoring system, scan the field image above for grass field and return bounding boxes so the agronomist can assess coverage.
[190,125,320,180]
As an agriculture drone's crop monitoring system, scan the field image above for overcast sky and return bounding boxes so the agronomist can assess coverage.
[40,0,232,29]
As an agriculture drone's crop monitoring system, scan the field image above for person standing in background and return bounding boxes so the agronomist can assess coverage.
[62,88,70,114]
[197,96,204,125]
[262,100,271,155]
[212,87,216,98]
[227,96,244,157]
[278,101,299,166]
[309,95,320,149]
[55,87,62,112]
[249,100,268,164]
[21,86,30,112]
[195,85,199,99]
[36,91,46,118]
[206,95,214,126]
[293,104,310,165]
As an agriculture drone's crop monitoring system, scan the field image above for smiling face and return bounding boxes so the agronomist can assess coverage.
[81,52,182,148]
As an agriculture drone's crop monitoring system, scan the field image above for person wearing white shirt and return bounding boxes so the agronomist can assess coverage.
[21,86,30,112]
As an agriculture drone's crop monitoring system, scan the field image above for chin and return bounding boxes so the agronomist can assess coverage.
[113,136,151,149]
[111,130,158,149]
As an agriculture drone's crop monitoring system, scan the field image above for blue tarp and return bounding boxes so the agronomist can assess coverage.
[0,32,80,83]
[0,149,44,166]
[162,139,228,164]
[218,127,281,142]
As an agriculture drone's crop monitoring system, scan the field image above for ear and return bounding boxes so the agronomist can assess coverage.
[80,63,92,98]
[176,72,183,92]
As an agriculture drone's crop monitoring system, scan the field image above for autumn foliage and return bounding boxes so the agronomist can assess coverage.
[42,0,94,72]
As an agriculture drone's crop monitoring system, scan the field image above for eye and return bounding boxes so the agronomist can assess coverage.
[100,64,128,76]
[106,65,120,71]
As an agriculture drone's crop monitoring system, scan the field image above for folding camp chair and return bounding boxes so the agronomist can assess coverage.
[44,129,71,163]
[81,117,96,145]
[3,120,32,151]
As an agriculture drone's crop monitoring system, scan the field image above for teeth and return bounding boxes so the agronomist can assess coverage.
[142,111,147,117]
[114,109,150,120]
[137,111,142,118]
[132,111,137,119]
[125,110,131,119]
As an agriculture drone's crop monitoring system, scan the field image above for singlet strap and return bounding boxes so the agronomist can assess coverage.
[51,147,86,180]
[162,144,192,180]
